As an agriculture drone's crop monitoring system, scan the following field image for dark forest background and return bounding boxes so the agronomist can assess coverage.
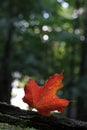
[0,0,87,121]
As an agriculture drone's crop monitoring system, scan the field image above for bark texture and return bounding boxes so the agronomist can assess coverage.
[0,102,87,130]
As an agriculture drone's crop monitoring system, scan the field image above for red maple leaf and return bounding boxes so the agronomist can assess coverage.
[23,73,69,116]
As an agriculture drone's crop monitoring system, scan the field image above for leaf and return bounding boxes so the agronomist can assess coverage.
[23,73,69,116]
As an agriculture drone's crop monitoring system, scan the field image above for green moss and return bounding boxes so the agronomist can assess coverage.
[0,123,36,130]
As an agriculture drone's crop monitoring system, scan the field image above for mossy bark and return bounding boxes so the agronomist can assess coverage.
[0,102,87,130]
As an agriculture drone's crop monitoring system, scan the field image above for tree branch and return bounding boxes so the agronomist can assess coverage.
[0,102,87,130]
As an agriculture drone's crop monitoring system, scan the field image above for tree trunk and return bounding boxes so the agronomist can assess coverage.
[0,23,15,104]
[66,43,76,118]
[77,8,87,120]
[80,9,87,76]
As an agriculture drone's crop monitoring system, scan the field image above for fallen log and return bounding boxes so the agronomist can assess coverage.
[0,102,87,130]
